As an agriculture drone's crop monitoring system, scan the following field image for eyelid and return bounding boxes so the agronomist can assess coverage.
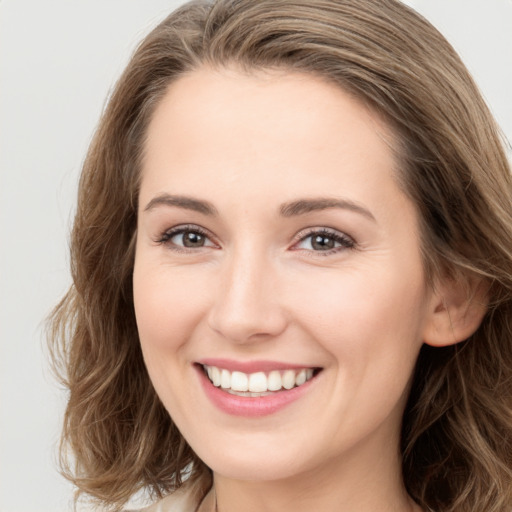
[154,224,355,255]
[155,223,219,251]
[290,226,356,254]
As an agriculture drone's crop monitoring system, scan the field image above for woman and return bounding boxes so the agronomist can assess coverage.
[49,0,512,511]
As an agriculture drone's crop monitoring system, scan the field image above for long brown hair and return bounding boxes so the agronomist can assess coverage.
[48,1,512,510]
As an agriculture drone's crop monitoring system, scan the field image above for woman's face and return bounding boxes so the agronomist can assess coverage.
[133,68,438,483]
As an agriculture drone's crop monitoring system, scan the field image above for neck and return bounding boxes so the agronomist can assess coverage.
[211,435,421,512]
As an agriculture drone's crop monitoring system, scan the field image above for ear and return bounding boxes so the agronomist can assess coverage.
[423,275,488,347]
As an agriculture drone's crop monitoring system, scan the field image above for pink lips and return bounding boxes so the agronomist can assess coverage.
[194,359,319,417]
[197,358,310,373]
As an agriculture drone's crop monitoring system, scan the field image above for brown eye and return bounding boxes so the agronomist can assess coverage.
[159,225,216,250]
[311,234,336,251]
[180,231,206,247]
[294,229,355,253]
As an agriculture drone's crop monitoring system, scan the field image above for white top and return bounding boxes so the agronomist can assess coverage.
[128,483,215,512]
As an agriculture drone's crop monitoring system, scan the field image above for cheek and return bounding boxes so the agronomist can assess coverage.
[132,263,214,419]
[289,262,429,366]
[133,263,212,356]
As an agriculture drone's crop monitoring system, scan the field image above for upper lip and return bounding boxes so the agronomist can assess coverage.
[196,358,320,374]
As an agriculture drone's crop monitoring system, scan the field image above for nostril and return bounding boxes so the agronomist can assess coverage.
[207,311,288,344]
[206,268,288,343]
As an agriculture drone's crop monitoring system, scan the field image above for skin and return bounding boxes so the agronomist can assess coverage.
[133,67,443,512]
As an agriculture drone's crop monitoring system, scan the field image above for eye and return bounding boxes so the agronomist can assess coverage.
[157,225,217,251]
[293,228,355,254]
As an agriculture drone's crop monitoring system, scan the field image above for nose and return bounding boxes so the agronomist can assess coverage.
[207,249,288,344]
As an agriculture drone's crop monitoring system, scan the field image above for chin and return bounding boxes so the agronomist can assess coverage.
[191,436,319,483]
[207,458,306,483]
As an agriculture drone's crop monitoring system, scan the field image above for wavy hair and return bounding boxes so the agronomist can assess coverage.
[48,0,512,510]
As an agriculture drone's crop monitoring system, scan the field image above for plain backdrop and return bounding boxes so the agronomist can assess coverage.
[0,1,511,511]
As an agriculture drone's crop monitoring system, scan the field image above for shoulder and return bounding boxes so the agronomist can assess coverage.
[126,481,212,512]
[125,487,196,512]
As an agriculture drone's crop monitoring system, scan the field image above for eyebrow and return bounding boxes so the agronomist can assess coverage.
[144,193,375,222]
[144,194,219,216]
[280,197,376,221]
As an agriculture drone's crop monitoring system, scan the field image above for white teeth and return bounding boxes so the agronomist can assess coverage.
[231,371,249,392]
[203,365,317,394]
[295,369,307,386]
[282,370,295,390]
[220,369,231,389]
[211,366,221,387]
[248,372,267,392]
[267,370,282,391]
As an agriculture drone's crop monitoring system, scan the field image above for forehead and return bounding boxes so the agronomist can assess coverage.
[144,67,396,150]
[140,67,402,213]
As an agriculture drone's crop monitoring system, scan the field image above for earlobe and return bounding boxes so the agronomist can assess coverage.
[423,276,489,347]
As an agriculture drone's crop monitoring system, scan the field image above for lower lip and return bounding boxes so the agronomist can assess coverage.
[196,365,318,417]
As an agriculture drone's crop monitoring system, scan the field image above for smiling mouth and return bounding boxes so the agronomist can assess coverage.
[201,364,321,397]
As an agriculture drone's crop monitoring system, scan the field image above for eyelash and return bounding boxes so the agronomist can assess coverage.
[155,225,356,256]
[156,224,216,253]
[291,228,355,256]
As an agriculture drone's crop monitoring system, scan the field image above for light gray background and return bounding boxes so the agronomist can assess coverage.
[1,1,511,511]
